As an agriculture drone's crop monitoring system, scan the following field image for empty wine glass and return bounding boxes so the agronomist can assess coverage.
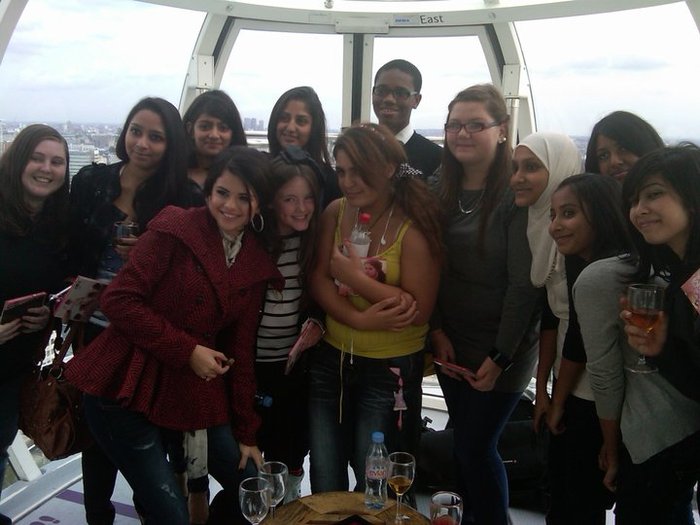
[259,461,288,518]
[625,284,664,373]
[387,451,415,523]
[430,491,463,525]
[239,477,271,525]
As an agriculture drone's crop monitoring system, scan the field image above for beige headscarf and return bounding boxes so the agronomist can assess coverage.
[516,132,583,288]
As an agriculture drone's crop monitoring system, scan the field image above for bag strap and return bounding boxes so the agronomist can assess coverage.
[49,322,79,371]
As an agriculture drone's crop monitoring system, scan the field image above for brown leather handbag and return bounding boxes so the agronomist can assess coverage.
[18,322,92,460]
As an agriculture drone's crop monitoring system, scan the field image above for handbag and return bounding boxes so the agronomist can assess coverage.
[18,322,92,460]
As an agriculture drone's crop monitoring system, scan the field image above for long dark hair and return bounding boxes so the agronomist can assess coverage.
[555,173,634,262]
[267,86,331,167]
[622,144,700,281]
[584,111,664,174]
[204,146,273,242]
[182,89,247,167]
[333,123,443,258]
[263,156,320,286]
[115,97,191,229]
[0,124,69,244]
[437,84,511,252]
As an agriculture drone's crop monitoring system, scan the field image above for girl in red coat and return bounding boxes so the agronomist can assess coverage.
[67,146,282,525]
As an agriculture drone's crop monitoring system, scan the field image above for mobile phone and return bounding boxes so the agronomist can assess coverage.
[433,358,476,379]
[1,292,47,324]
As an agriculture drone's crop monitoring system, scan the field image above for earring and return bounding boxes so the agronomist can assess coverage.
[251,213,264,233]
[498,136,506,144]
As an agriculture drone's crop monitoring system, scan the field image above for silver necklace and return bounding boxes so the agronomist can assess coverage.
[458,190,484,215]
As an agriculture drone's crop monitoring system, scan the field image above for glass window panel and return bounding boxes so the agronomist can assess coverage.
[516,3,700,143]
[372,35,491,136]
[219,30,343,133]
[0,0,204,124]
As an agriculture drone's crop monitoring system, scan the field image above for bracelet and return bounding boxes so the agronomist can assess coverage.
[307,317,326,336]
[488,347,513,371]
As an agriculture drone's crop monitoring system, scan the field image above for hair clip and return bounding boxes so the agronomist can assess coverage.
[395,163,422,180]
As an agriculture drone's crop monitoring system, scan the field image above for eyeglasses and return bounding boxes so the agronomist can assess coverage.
[372,85,418,101]
[444,121,501,134]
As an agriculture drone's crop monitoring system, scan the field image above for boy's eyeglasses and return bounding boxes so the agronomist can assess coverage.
[372,85,418,101]
[444,121,501,134]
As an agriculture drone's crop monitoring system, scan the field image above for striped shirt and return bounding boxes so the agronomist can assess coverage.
[256,235,302,363]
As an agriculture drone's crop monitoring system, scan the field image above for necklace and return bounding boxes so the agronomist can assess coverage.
[458,190,484,215]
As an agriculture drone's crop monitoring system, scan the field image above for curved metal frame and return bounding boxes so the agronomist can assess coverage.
[2,0,695,139]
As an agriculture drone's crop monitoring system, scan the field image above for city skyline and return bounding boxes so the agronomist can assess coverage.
[1,1,700,142]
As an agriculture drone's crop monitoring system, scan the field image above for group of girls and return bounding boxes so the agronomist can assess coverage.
[0,86,333,525]
[505,110,700,525]
[2,77,700,525]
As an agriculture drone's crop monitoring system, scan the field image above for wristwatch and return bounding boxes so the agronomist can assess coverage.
[488,348,513,371]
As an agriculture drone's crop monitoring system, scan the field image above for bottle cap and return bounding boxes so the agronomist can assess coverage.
[371,431,384,443]
[358,212,371,224]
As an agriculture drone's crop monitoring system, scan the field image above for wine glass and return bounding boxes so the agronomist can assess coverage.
[387,451,415,523]
[239,477,271,525]
[430,491,463,525]
[625,284,664,373]
[258,461,288,518]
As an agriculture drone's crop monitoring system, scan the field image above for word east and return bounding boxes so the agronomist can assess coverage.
[420,14,445,24]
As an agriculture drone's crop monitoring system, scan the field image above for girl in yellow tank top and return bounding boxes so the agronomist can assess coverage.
[307,123,443,493]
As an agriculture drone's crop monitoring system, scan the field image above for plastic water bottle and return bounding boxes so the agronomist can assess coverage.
[348,212,371,257]
[364,431,388,509]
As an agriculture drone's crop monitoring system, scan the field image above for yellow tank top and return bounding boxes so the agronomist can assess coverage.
[324,199,428,358]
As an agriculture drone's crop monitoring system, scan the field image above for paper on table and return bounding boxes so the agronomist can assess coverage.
[300,492,393,516]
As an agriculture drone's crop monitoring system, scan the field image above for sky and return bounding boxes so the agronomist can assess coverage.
[1,0,700,141]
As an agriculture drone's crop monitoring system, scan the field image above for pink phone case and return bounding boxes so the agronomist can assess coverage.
[1,292,47,324]
[433,358,476,378]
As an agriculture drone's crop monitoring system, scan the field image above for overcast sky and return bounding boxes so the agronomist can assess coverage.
[1,0,699,141]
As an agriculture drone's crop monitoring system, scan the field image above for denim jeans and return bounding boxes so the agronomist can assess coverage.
[0,375,23,523]
[438,371,521,525]
[308,342,423,493]
[84,395,257,525]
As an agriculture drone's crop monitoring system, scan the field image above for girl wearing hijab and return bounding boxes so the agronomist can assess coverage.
[512,134,614,523]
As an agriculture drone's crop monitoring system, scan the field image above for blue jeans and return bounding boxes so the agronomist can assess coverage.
[438,372,521,525]
[0,375,23,522]
[84,395,257,525]
[308,343,423,493]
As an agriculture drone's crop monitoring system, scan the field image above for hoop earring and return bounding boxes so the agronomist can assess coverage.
[251,213,264,233]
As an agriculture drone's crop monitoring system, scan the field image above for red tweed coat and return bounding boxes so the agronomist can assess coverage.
[66,206,282,445]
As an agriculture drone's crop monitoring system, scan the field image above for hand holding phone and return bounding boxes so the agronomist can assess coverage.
[1,292,47,324]
[433,358,476,381]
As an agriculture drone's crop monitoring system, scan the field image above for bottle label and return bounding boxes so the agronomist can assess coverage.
[366,464,386,480]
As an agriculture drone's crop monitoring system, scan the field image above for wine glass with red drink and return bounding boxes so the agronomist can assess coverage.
[625,284,665,373]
